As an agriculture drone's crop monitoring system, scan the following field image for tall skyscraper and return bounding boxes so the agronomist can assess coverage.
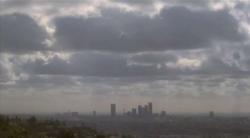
[111,104,116,117]
[209,111,215,118]
[148,102,153,115]
[132,108,137,117]
[93,111,96,117]
[138,105,142,116]
[161,111,167,117]
[144,105,149,116]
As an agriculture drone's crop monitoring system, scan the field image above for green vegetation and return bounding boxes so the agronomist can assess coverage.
[0,115,108,138]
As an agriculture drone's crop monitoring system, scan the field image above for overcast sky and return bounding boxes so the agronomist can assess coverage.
[0,0,250,114]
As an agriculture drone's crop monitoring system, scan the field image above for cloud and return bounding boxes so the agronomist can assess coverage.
[129,52,177,65]
[0,55,13,84]
[111,0,154,5]
[111,0,212,6]
[14,50,249,79]
[0,63,10,83]
[0,0,100,18]
[1,0,89,8]
[0,0,250,113]
[109,0,235,10]
[20,52,169,77]
[54,7,245,52]
[0,13,48,53]
[199,56,241,75]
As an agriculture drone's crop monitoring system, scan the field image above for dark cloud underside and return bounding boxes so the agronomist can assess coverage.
[54,7,245,52]
[0,13,48,53]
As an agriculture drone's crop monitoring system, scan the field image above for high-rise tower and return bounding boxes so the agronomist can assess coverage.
[111,104,116,117]
[138,105,142,116]
[148,102,153,115]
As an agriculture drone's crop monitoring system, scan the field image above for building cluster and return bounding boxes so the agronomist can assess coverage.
[126,102,153,117]
[110,102,167,118]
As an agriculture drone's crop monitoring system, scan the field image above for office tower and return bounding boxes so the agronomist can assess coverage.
[161,111,166,117]
[144,105,149,116]
[132,108,137,117]
[148,102,153,115]
[142,106,145,116]
[71,112,79,117]
[209,111,214,118]
[93,111,96,117]
[127,111,131,116]
[111,104,116,117]
[138,105,142,116]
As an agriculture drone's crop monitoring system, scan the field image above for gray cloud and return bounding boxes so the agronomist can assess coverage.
[110,0,154,6]
[110,0,234,10]
[0,55,12,84]
[0,0,213,9]
[1,0,88,8]
[130,52,177,65]
[199,56,244,75]
[54,7,245,52]
[1,0,250,113]
[0,63,9,83]
[15,50,249,79]
[0,13,48,53]
[20,52,169,77]
[111,0,213,6]
[13,75,78,91]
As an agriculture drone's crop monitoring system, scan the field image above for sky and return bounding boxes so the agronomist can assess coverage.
[0,0,250,114]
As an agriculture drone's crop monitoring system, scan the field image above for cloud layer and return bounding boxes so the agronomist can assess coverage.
[0,13,48,53]
[54,7,245,52]
[0,0,250,113]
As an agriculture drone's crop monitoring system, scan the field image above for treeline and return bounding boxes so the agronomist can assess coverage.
[0,115,108,138]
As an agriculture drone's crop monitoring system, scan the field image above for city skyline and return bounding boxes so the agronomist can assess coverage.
[58,102,220,116]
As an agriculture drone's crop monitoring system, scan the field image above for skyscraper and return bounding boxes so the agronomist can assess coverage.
[138,105,142,116]
[132,108,137,117]
[144,105,149,116]
[148,102,153,115]
[111,104,116,117]
[93,111,96,117]
[161,111,167,117]
[209,111,215,118]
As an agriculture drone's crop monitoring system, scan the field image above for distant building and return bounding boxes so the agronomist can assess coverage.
[138,105,143,116]
[126,111,131,116]
[161,111,167,117]
[93,111,96,117]
[132,108,137,116]
[71,112,79,117]
[144,105,149,116]
[111,104,116,117]
[209,111,215,118]
[148,102,153,115]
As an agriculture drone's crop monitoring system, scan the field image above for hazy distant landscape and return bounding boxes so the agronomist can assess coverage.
[1,112,250,138]
[2,102,250,138]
